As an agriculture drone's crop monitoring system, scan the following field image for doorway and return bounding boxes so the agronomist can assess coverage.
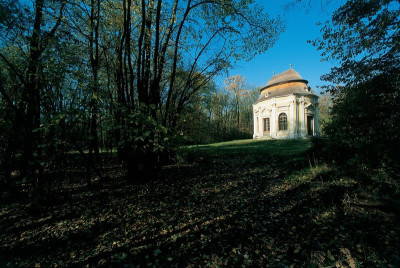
[263,118,270,135]
[307,116,314,136]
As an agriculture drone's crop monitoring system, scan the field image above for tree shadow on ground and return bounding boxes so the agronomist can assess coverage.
[1,141,399,267]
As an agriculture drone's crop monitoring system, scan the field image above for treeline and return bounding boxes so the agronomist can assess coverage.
[0,0,283,194]
[178,75,259,144]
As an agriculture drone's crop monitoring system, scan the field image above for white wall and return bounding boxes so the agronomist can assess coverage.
[253,94,319,139]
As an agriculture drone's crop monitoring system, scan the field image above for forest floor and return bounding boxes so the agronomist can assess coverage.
[1,139,399,267]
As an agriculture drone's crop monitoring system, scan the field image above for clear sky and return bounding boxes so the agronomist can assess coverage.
[217,0,344,94]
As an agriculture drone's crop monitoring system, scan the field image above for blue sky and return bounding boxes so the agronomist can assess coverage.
[217,0,345,94]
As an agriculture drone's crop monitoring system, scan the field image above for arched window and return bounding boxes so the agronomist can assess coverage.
[279,113,288,131]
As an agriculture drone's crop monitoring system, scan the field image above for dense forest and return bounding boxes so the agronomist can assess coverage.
[0,0,283,189]
[1,0,400,266]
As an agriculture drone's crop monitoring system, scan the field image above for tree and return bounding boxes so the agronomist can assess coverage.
[323,73,400,169]
[317,93,332,136]
[225,75,246,131]
[314,0,400,177]
[313,0,400,93]
[0,0,66,192]
[117,0,284,179]
[0,0,285,190]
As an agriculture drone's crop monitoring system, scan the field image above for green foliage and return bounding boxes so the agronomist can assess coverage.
[0,99,10,177]
[0,0,25,32]
[323,73,400,174]
[317,93,332,136]
[0,0,283,188]
[314,0,400,188]
[314,0,400,90]
[178,78,258,144]
[117,104,181,170]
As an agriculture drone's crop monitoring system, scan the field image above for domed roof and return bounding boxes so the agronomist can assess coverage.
[265,68,308,89]
[254,68,316,105]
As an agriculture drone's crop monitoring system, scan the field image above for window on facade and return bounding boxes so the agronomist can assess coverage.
[263,118,270,132]
[279,113,288,131]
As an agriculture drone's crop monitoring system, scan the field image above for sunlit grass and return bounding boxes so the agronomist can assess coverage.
[186,138,311,157]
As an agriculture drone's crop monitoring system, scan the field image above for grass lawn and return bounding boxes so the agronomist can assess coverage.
[1,139,399,267]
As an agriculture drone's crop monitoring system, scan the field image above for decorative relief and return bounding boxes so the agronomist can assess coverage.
[306,104,315,112]
[262,109,272,116]
[278,106,289,111]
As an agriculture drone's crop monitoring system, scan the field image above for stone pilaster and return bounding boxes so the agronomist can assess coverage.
[315,102,320,136]
[300,97,306,137]
[258,110,263,137]
[253,109,257,138]
[289,95,295,138]
[271,101,276,137]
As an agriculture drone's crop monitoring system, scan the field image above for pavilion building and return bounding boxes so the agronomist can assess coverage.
[253,68,319,139]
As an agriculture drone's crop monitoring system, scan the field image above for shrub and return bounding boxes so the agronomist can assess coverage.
[323,72,400,177]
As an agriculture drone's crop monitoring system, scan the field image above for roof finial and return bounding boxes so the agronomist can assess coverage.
[290,64,292,69]
[273,71,275,76]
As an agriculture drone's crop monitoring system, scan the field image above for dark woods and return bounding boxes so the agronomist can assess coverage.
[310,0,400,192]
[0,0,283,199]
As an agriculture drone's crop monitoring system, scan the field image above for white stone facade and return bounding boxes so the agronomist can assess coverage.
[252,69,319,139]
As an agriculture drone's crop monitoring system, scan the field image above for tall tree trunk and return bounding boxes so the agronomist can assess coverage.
[237,99,240,131]
[23,0,44,190]
[125,0,135,108]
[87,0,101,185]
[149,0,162,117]
[90,0,100,156]
[164,0,191,126]
[136,0,148,104]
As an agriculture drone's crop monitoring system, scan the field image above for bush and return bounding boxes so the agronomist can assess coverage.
[116,104,182,181]
[323,72,400,177]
